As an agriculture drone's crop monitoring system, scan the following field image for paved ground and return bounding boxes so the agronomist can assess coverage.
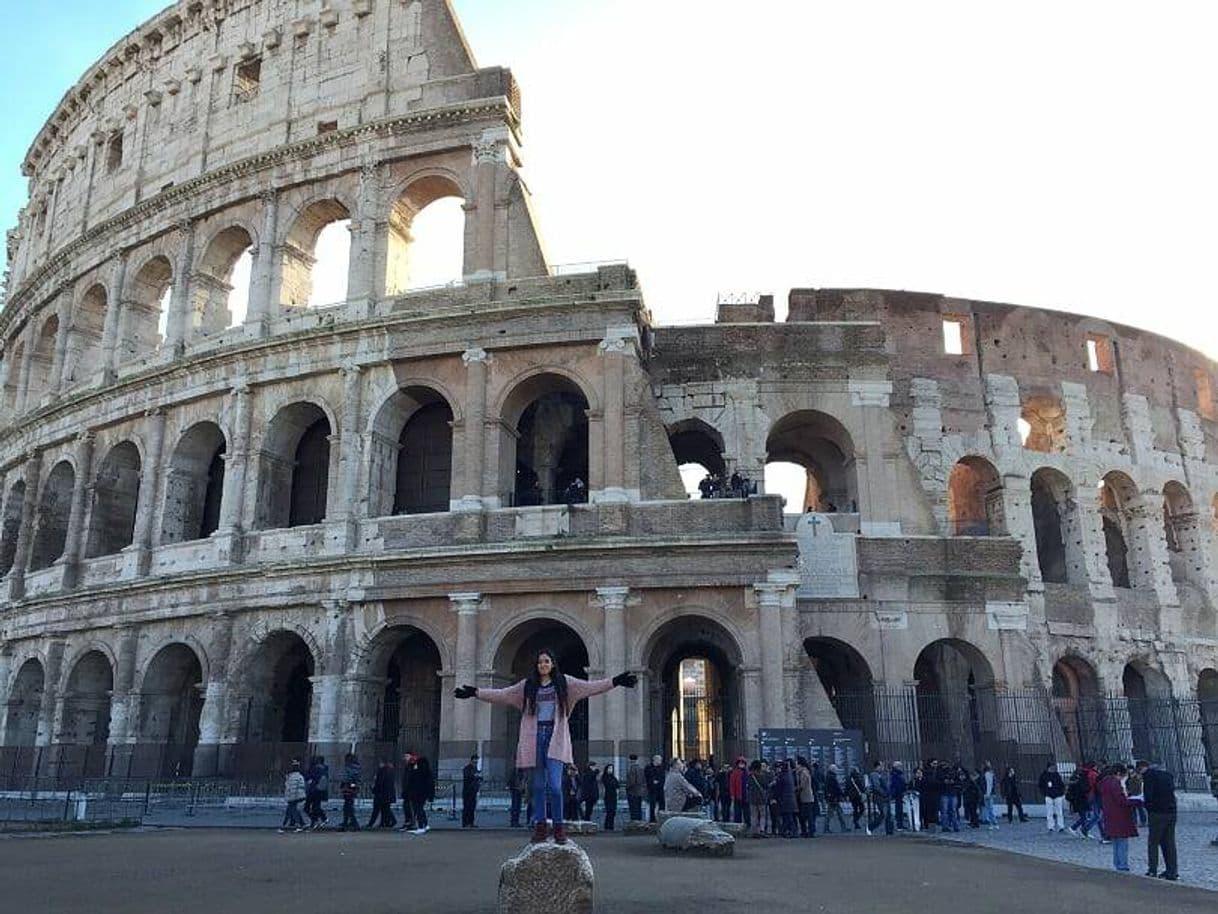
[2,826,1216,914]
[935,812,1218,891]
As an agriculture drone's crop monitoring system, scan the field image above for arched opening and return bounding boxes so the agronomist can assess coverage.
[1163,481,1205,590]
[161,422,226,544]
[385,176,466,293]
[4,341,24,411]
[365,627,442,764]
[57,651,113,777]
[192,226,254,334]
[2,658,44,748]
[257,403,332,529]
[765,410,856,514]
[123,256,174,359]
[914,639,996,769]
[282,199,351,308]
[644,616,744,763]
[86,441,141,558]
[0,480,26,577]
[489,620,591,772]
[804,637,877,752]
[668,419,726,500]
[947,457,1005,535]
[1020,395,1067,453]
[68,284,108,385]
[1122,660,1174,769]
[500,375,590,507]
[28,314,59,404]
[1199,669,1218,776]
[239,632,315,747]
[1100,472,1152,590]
[1030,468,1078,584]
[30,460,74,571]
[367,387,456,517]
[137,644,203,778]
[1050,655,1102,764]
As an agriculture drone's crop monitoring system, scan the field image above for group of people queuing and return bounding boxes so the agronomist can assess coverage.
[281,751,435,835]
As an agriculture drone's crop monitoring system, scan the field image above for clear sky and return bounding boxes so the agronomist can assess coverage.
[3,0,1217,359]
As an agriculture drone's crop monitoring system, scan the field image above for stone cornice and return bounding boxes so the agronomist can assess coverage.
[4,97,517,333]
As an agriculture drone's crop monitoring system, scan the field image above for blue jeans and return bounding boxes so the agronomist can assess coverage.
[530,724,565,824]
[981,795,997,825]
[1111,836,1129,871]
[939,794,959,831]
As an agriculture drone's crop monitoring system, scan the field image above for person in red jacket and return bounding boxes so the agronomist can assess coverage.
[728,757,748,824]
[1098,763,1142,872]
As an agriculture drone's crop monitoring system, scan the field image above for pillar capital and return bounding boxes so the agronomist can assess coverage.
[449,592,483,615]
[593,586,632,611]
[462,347,491,366]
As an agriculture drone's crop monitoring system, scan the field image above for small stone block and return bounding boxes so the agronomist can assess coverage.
[499,841,593,914]
[658,816,735,857]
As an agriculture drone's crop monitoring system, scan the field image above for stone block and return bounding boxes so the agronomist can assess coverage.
[623,819,657,835]
[656,808,707,825]
[562,820,599,835]
[657,816,735,857]
[498,842,594,914]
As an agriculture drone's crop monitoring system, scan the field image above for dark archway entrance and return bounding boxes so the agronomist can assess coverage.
[136,644,204,778]
[371,627,442,764]
[237,632,315,780]
[914,639,996,769]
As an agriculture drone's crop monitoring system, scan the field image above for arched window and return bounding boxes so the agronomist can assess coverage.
[0,480,26,576]
[124,256,174,360]
[3,341,24,412]
[86,442,141,558]
[161,423,227,544]
[28,314,59,404]
[1162,481,1204,588]
[385,176,465,293]
[30,460,75,571]
[257,403,331,529]
[282,200,351,308]
[947,457,1005,535]
[239,632,316,748]
[192,226,254,335]
[668,419,727,500]
[67,284,109,386]
[395,401,454,515]
[914,639,996,770]
[499,374,590,507]
[765,410,856,513]
[1030,468,1079,584]
[1099,472,1152,590]
[1020,395,1067,453]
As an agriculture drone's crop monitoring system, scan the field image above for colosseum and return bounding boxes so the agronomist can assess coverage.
[1,1,1216,791]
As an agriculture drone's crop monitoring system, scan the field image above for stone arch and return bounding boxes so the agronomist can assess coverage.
[1051,654,1102,764]
[86,440,141,558]
[2,658,44,747]
[367,384,458,517]
[58,649,113,747]
[191,224,255,334]
[3,340,24,411]
[353,614,454,676]
[281,197,352,308]
[1123,657,1176,768]
[256,401,333,529]
[30,459,74,571]
[913,638,997,768]
[123,254,173,359]
[0,479,26,576]
[1162,481,1207,591]
[1030,467,1081,584]
[384,170,468,294]
[161,421,227,544]
[1100,471,1153,590]
[234,629,317,746]
[68,283,109,385]
[1020,393,1067,453]
[765,409,857,513]
[668,418,727,496]
[803,636,879,747]
[358,625,443,763]
[497,371,594,507]
[134,642,205,777]
[28,313,59,405]
[947,456,1005,536]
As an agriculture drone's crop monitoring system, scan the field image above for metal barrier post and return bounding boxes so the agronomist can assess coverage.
[143,780,152,818]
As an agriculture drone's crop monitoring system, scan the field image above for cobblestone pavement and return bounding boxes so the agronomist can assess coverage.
[933,812,1218,891]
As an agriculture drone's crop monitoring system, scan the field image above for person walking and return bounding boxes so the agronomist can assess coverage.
[404,754,434,835]
[1066,768,1090,835]
[339,753,361,831]
[305,755,330,829]
[776,760,798,838]
[889,762,908,831]
[686,759,707,816]
[1002,766,1029,823]
[795,757,815,837]
[824,764,849,833]
[625,754,646,821]
[962,767,981,829]
[280,759,307,833]
[602,763,620,830]
[903,766,923,832]
[729,757,748,825]
[938,763,960,833]
[1137,759,1178,880]
[396,753,417,832]
[664,758,703,813]
[847,765,867,831]
[644,754,666,823]
[579,762,600,822]
[868,761,893,835]
[716,763,732,822]
[922,761,942,832]
[747,760,769,837]
[508,765,526,828]
[367,760,397,829]
[1038,762,1067,833]
[461,755,482,827]
[1099,762,1141,872]
[766,762,781,835]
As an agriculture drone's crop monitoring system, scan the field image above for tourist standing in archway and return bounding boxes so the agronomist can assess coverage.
[454,648,635,844]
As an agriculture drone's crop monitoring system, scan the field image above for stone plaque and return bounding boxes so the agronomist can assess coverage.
[795,513,860,598]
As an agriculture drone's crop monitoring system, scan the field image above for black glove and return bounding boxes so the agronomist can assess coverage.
[612,672,637,688]
[454,685,478,699]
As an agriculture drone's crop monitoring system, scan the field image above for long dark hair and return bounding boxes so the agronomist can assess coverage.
[523,648,568,717]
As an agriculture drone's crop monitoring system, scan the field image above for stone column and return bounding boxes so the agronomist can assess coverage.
[132,409,167,576]
[348,163,383,306]
[457,348,490,510]
[194,611,235,776]
[467,134,504,281]
[849,379,900,534]
[14,327,35,414]
[61,431,95,589]
[0,646,12,746]
[594,336,630,503]
[34,640,66,748]
[1000,472,1039,589]
[754,581,788,729]
[1133,488,1182,634]
[450,592,482,743]
[247,190,279,334]
[218,384,253,534]
[336,365,364,520]
[310,601,350,753]
[595,587,630,766]
[100,253,127,378]
[1073,483,1116,602]
[164,220,195,351]
[106,626,141,768]
[8,451,44,601]
[49,298,72,395]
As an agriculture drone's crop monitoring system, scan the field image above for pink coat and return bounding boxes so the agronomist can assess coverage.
[477,675,615,768]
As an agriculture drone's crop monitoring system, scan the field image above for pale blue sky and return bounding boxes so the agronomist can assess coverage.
[4,1,1218,359]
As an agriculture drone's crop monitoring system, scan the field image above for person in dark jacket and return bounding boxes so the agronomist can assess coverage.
[962,767,981,829]
[1002,766,1029,823]
[937,763,960,833]
[846,765,867,830]
[305,755,330,829]
[1099,763,1141,872]
[868,761,893,835]
[1038,762,1067,832]
[746,760,769,837]
[508,766,526,828]
[339,753,361,831]
[1136,760,1178,880]
[823,763,848,833]
[367,760,397,829]
[396,754,417,831]
[601,764,620,830]
[889,762,908,830]
[461,755,481,827]
[777,760,798,838]
[563,764,580,821]
[579,762,600,822]
[924,760,944,831]
[404,754,434,835]
[644,754,665,822]
[686,759,707,815]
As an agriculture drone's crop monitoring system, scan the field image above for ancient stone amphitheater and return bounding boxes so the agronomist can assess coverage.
[1,0,1216,788]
